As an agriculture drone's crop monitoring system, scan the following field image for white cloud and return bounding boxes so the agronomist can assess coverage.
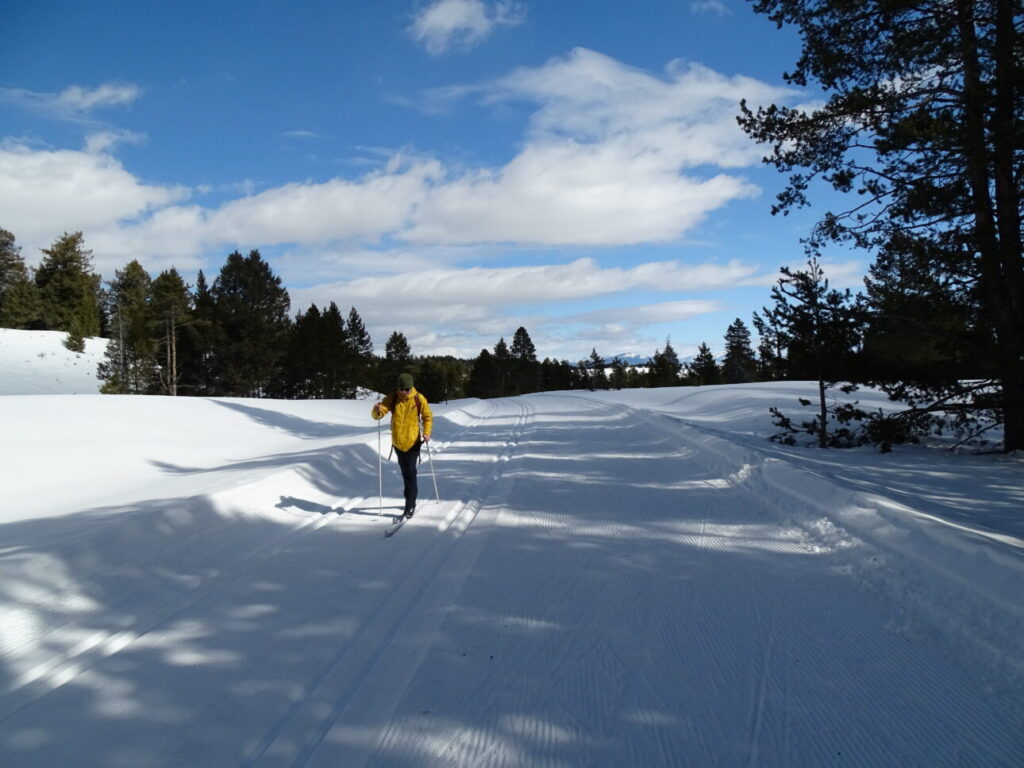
[54,83,143,112]
[570,300,724,326]
[84,130,146,154]
[409,0,526,55]
[282,130,328,140]
[0,142,186,265]
[401,49,791,245]
[291,257,763,310]
[205,156,443,245]
[0,51,798,283]
[287,257,768,358]
[0,83,143,122]
[691,1,732,16]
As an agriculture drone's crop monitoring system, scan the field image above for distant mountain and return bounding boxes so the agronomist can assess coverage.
[607,353,651,366]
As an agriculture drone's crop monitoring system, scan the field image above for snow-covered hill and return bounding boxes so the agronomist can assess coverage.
[0,328,107,395]
[1,334,1022,766]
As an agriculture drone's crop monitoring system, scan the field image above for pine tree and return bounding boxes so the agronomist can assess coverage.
[283,304,324,398]
[210,249,291,397]
[608,357,628,390]
[649,338,683,387]
[722,319,757,383]
[320,302,349,398]
[379,330,412,393]
[758,258,861,447]
[0,228,40,329]
[510,326,540,394]
[97,260,155,393]
[467,348,498,398]
[587,348,608,390]
[493,337,511,397]
[150,268,192,396]
[740,0,1024,450]
[180,270,217,395]
[35,232,102,347]
[753,312,785,381]
[541,357,574,392]
[690,342,720,386]
[345,306,374,393]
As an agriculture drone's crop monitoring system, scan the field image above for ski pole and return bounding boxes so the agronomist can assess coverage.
[377,412,383,516]
[426,438,440,503]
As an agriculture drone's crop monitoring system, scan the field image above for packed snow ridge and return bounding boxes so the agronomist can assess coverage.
[1,328,1021,766]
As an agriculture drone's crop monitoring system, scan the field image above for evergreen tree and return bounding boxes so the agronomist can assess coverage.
[541,357,575,392]
[0,228,40,329]
[510,326,537,362]
[649,339,683,387]
[608,357,628,390]
[467,348,498,398]
[35,232,102,348]
[510,326,540,394]
[180,270,217,395]
[416,357,445,402]
[345,306,374,392]
[758,258,861,448]
[722,319,757,384]
[690,342,720,386]
[210,249,291,397]
[319,302,350,398]
[385,331,412,362]
[98,260,155,393]
[740,0,1024,450]
[379,330,413,393]
[283,304,324,398]
[493,337,511,397]
[587,348,608,390]
[150,268,192,396]
[573,359,591,390]
[753,312,785,381]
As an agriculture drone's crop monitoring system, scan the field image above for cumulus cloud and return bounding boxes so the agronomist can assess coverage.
[409,0,526,55]
[205,156,443,245]
[403,48,791,244]
[0,142,186,265]
[1,52,795,268]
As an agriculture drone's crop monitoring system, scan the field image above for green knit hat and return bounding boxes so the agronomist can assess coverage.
[398,373,414,390]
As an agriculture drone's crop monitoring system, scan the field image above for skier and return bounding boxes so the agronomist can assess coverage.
[372,373,433,518]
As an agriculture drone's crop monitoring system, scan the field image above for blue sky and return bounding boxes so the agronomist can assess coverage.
[0,0,864,361]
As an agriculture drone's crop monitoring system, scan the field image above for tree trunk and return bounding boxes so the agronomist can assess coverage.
[955,0,1023,450]
[817,375,828,449]
[990,0,1024,450]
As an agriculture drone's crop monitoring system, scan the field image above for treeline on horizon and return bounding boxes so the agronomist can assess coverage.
[0,228,767,400]
[0,223,1009,453]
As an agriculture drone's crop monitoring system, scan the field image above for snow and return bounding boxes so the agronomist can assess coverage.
[0,328,107,395]
[1,330,1022,766]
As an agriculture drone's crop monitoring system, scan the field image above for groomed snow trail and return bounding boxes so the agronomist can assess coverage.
[0,394,1020,767]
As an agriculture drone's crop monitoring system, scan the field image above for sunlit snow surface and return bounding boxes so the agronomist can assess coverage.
[1,329,1022,766]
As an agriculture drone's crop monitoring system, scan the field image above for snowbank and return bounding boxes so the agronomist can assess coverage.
[0,328,107,395]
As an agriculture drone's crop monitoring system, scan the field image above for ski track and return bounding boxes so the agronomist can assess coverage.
[1,395,1021,766]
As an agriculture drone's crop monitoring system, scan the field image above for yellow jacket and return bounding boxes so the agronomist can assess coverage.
[372,387,433,452]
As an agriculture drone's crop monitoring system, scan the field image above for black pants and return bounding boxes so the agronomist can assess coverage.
[394,442,421,513]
